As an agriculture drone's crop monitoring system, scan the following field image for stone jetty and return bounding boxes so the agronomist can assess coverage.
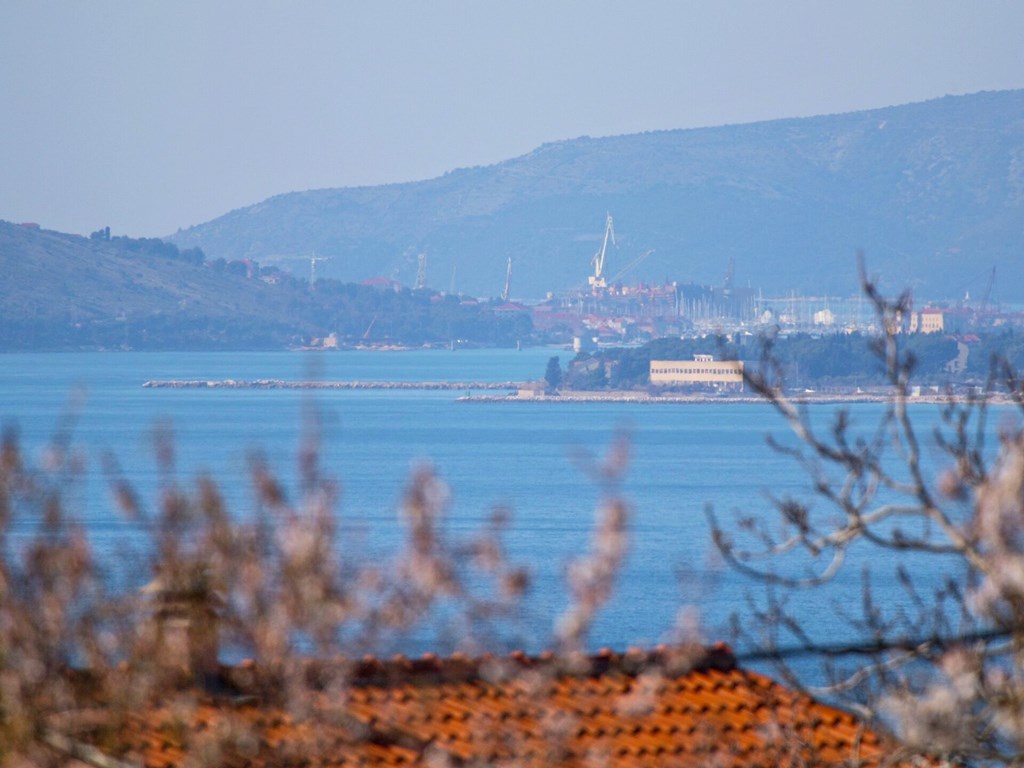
[142,379,525,390]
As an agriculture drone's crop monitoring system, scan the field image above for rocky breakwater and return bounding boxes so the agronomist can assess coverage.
[142,379,526,390]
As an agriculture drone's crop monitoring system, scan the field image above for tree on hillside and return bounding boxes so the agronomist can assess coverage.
[545,355,562,392]
[708,263,1024,764]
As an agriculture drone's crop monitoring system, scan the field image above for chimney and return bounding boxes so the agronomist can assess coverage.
[145,579,222,683]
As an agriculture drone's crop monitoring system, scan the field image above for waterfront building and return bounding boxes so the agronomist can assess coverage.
[910,308,946,334]
[650,354,745,390]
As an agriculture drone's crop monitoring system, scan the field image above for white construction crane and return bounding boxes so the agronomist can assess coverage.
[588,213,616,290]
[501,257,512,301]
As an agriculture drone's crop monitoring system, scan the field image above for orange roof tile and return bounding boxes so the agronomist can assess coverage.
[51,644,909,768]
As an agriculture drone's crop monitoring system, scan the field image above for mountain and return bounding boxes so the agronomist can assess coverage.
[169,90,1024,302]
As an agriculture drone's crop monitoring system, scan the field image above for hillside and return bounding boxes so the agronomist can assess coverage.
[0,223,312,349]
[0,223,534,351]
[169,90,1024,302]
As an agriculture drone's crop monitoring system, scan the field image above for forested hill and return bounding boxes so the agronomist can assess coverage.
[0,222,530,351]
[170,90,1024,302]
[0,222,304,349]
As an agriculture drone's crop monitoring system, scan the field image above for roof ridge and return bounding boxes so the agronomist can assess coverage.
[48,640,910,768]
[278,641,738,690]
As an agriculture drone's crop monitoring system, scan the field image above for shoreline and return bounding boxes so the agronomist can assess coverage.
[142,380,1011,405]
[459,391,986,405]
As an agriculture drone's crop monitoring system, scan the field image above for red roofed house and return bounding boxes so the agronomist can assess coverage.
[42,642,910,767]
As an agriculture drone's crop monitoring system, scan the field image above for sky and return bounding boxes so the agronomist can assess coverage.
[2,1,1023,238]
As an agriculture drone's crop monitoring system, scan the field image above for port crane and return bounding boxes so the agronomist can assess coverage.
[362,314,378,340]
[588,213,616,290]
[959,265,999,312]
[981,266,997,312]
[501,257,512,301]
[607,249,654,286]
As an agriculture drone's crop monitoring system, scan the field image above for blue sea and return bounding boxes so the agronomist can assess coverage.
[0,349,996,675]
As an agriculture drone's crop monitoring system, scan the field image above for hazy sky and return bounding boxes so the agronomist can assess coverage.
[3,1,1023,237]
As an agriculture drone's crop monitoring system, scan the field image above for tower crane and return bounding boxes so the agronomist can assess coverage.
[501,257,512,301]
[588,213,616,291]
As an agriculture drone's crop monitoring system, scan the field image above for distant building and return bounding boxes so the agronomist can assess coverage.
[910,309,945,334]
[362,276,403,292]
[492,302,529,318]
[573,335,597,353]
[813,308,835,326]
[650,354,744,390]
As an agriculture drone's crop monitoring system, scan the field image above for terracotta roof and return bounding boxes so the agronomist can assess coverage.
[55,644,905,768]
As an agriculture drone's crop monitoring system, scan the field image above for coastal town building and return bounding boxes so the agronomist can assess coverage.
[21,584,914,767]
[910,308,946,334]
[813,307,836,326]
[45,644,905,767]
[650,354,745,391]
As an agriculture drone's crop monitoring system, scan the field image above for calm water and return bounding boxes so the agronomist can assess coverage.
[0,349,992,666]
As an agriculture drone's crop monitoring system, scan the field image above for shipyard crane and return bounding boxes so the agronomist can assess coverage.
[501,257,512,301]
[588,213,616,290]
[981,266,996,312]
[607,249,654,286]
[363,314,378,340]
